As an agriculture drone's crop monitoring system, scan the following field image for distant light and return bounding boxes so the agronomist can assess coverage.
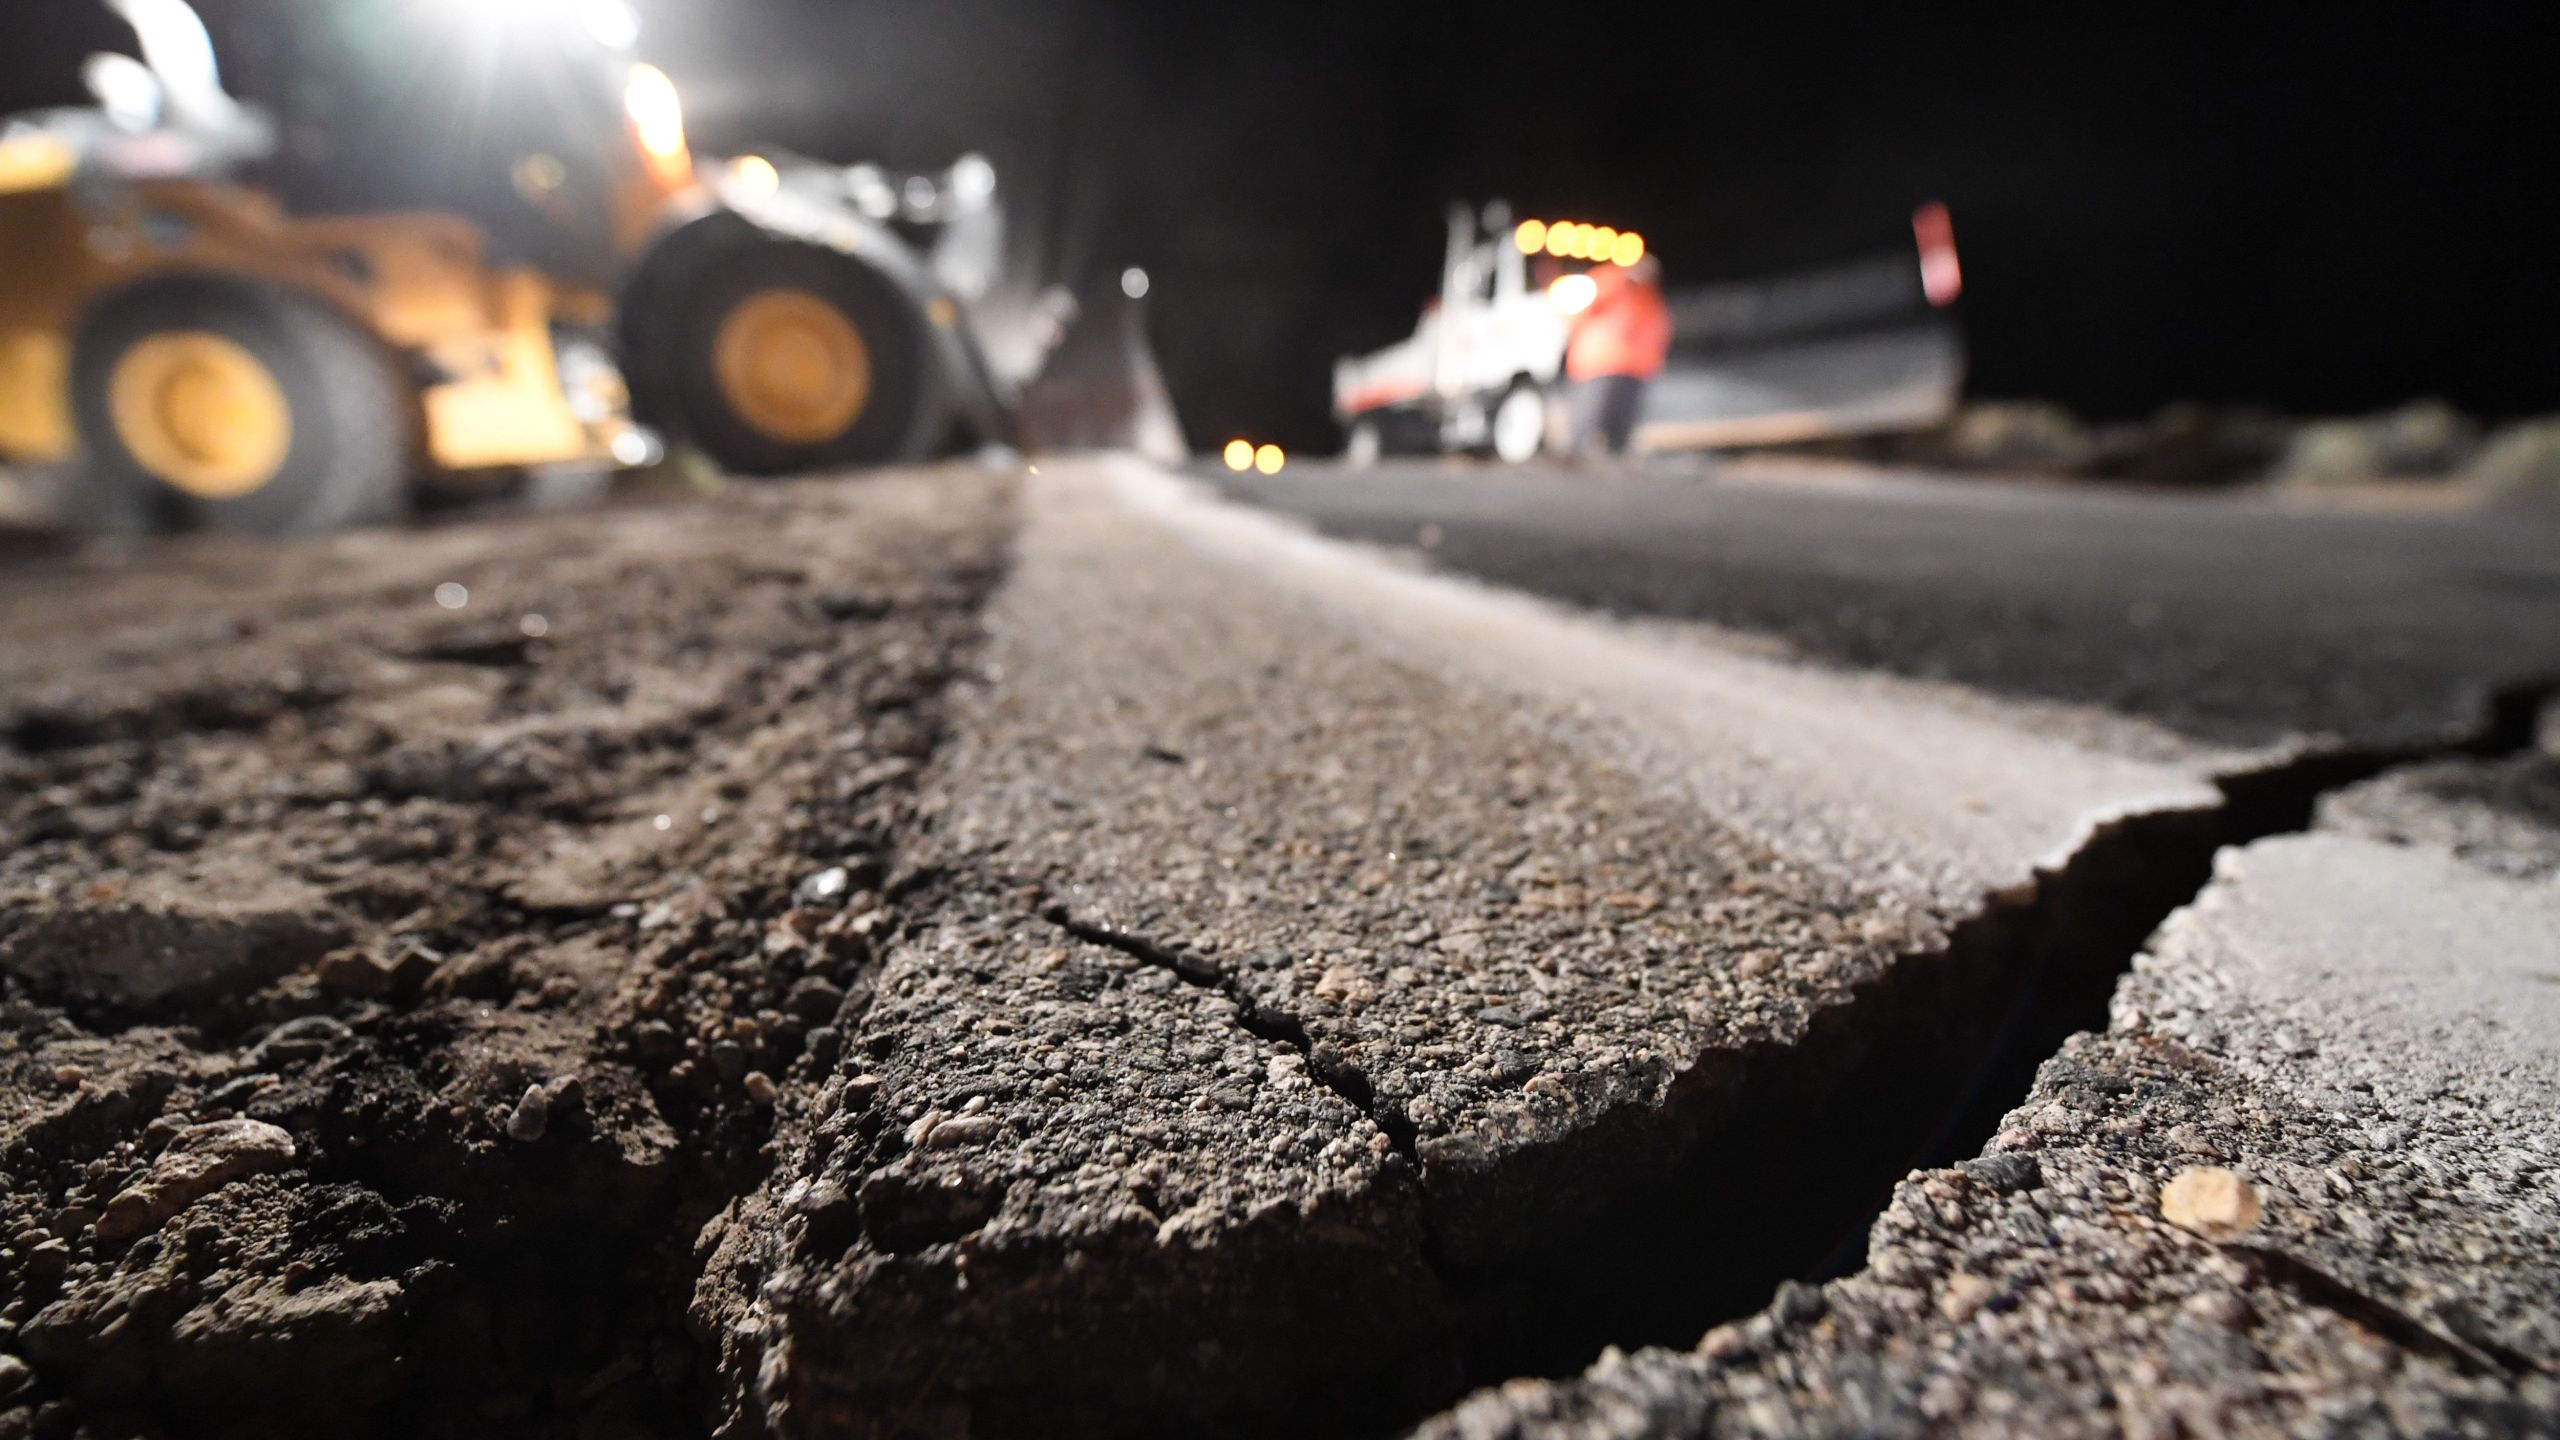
[1914,201,1962,307]
[433,582,469,610]
[950,152,997,203]
[576,0,640,49]
[729,153,780,198]
[1514,219,1548,254]
[1544,222,1575,258]
[1611,231,1646,267]
[1591,226,1618,260]
[609,429,658,466]
[652,813,673,831]
[1254,443,1286,475]
[1223,439,1255,472]
[1547,273,1598,316]
[624,63,687,166]
[1120,267,1151,300]
[1565,224,1596,261]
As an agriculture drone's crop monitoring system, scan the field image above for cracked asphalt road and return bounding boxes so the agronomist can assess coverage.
[1213,458,2560,751]
[3,457,2555,1439]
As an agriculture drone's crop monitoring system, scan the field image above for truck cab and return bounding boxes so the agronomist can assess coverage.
[1332,201,1574,465]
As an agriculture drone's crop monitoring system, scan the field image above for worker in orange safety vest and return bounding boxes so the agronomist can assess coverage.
[1564,255,1673,457]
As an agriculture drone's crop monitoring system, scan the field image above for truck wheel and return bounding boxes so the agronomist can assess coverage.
[71,280,415,536]
[1490,382,1549,464]
[629,228,947,475]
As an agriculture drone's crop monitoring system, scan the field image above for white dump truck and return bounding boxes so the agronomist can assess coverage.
[1333,200,1968,464]
[1331,202,1599,465]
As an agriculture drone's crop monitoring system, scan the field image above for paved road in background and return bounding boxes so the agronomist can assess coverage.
[1213,459,2560,751]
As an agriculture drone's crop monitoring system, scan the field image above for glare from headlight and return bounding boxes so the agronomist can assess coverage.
[1548,273,1598,316]
[578,0,639,49]
[625,63,686,163]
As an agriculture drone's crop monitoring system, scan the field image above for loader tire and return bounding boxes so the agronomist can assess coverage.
[71,279,416,536]
[626,226,948,475]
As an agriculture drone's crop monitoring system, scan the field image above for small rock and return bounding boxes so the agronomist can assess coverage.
[505,1085,553,1143]
[95,1118,296,1241]
[921,1115,999,1149]
[743,1071,779,1105]
[785,976,846,1022]
[708,1041,749,1083]
[25,1238,71,1282]
[0,1353,31,1401]
[1939,1271,1999,1322]
[2160,1166,2263,1242]
[805,1027,843,1068]
[251,1015,353,1066]
[795,867,851,906]
[1960,1152,2042,1195]
[1696,1323,1748,1361]
[316,947,400,997]
[1771,1279,1827,1326]
[1312,965,1376,1008]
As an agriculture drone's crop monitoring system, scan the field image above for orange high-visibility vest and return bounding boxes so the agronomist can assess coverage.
[1566,267,1674,381]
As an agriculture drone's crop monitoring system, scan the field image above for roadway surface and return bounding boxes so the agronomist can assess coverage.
[3,458,2554,1439]
[1212,457,2560,751]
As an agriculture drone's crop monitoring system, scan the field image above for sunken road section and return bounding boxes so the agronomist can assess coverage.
[1422,737,2560,1439]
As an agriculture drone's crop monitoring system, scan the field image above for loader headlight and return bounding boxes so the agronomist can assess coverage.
[625,63,689,168]
[576,0,640,49]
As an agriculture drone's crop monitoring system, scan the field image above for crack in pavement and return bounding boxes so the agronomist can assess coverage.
[1045,905,1426,1169]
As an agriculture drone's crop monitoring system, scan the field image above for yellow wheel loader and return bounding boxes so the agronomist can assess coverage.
[0,0,1016,534]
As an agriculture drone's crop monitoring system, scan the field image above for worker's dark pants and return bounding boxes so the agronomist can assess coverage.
[1571,374,1649,456]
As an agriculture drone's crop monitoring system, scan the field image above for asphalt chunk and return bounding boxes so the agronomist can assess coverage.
[698,903,1453,1438]
[1419,754,2560,1438]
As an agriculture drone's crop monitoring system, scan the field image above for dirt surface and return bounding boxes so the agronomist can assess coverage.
[0,470,1010,1438]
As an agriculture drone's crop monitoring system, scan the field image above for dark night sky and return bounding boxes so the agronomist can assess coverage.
[8,1,2559,450]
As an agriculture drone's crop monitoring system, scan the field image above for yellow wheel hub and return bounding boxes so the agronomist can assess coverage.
[712,289,872,444]
[107,332,294,499]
